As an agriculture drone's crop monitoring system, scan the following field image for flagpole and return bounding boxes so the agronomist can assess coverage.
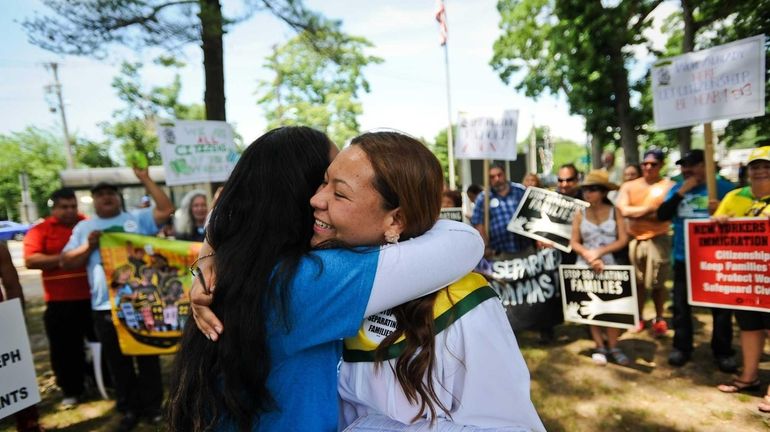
[443,41,456,190]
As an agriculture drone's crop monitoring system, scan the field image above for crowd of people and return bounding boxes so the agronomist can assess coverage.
[2,126,770,431]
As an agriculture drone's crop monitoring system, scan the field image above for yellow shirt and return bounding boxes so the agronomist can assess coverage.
[714,186,770,217]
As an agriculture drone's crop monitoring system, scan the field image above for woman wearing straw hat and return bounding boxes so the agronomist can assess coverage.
[570,170,631,365]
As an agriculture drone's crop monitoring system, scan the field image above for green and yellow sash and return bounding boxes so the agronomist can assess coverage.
[343,272,497,362]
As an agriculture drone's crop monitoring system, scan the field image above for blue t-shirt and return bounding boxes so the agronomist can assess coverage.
[219,247,380,432]
[63,208,159,310]
[665,179,734,262]
[470,182,529,253]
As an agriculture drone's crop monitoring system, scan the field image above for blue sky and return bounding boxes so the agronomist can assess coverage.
[0,0,677,148]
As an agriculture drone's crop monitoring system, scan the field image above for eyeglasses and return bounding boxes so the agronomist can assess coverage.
[641,162,660,167]
[582,185,606,192]
[557,177,577,183]
[189,254,213,295]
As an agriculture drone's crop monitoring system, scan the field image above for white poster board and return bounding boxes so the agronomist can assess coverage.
[0,299,41,420]
[454,110,519,160]
[652,34,766,131]
[158,120,239,186]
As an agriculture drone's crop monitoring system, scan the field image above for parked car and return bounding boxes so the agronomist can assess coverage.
[0,220,31,241]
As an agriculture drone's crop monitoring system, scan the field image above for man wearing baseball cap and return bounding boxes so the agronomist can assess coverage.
[657,149,736,371]
[61,167,173,431]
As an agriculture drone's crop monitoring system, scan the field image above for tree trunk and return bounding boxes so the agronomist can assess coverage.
[607,42,639,164]
[676,0,695,154]
[591,134,603,169]
[199,0,226,121]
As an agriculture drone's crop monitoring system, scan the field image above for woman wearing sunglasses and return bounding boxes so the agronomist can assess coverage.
[167,128,484,431]
[570,170,630,365]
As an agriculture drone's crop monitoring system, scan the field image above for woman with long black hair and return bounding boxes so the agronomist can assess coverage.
[167,127,483,431]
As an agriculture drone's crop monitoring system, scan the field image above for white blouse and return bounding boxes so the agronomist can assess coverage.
[338,297,546,432]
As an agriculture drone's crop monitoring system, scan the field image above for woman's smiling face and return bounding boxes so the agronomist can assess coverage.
[309,146,398,248]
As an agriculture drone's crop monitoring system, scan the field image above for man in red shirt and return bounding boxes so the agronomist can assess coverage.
[24,188,92,408]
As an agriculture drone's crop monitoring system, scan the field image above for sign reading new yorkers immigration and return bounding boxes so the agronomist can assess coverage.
[477,247,563,331]
[507,187,589,253]
[652,34,766,131]
[0,299,41,420]
[685,218,770,312]
[454,110,519,160]
[158,120,239,186]
[559,265,639,330]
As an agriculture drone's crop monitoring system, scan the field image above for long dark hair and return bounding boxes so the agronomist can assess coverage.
[167,126,333,431]
[352,132,449,422]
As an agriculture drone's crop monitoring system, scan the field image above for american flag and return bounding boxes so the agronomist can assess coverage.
[435,0,448,46]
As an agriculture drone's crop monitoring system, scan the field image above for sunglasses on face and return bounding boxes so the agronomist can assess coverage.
[582,185,606,193]
[557,177,577,183]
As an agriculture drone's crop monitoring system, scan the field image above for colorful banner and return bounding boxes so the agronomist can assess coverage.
[507,187,588,253]
[157,120,239,186]
[652,34,766,130]
[477,247,563,331]
[100,233,202,355]
[559,265,639,330]
[0,299,41,420]
[685,218,770,312]
[454,110,519,161]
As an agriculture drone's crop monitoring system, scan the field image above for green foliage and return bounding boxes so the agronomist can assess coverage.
[491,0,664,164]
[257,29,382,146]
[0,128,66,220]
[101,60,205,165]
[551,138,588,174]
[74,138,117,168]
[431,126,459,186]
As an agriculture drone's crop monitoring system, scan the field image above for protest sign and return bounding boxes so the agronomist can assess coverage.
[454,110,519,160]
[439,207,463,222]
[100,233,202,355]
[507,187,588,253]
[0,299,41,420]
[559,265,639,329]
[157,120,239,186]
[685,218,770,312]
[652,34,766,130]
[477,247,563,331]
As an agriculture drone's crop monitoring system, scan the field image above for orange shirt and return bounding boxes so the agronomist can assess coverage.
[623,177,674,240]
[23,215,90,302]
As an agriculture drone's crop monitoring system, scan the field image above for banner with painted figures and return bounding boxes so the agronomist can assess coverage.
[157,120,239,186]
[100,233,202,355]
[477,247,563,331]
[685,218,770,312]
[559,265,639,330]
[0,299,41,420]
[507,187,588,253]
[454,110,519,161]
[652,34,766,130]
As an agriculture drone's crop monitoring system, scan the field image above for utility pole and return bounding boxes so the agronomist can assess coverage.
[45,62,75,169]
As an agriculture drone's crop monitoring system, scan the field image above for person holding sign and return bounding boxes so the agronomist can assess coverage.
[656,150,737,371]
[569,170,630,366]
[470,163,532,258]
[616,149,675,335]
[61,168,174,432]
[167,129,485,431]
[714,146,770,412]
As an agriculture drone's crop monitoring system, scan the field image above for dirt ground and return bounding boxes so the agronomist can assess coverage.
[2,300,769,431]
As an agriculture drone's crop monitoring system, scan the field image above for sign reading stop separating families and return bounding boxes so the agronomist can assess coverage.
[685,218,770,312]
[0,299,41,420]
[439,207,463,222]
[507,187,588,253]
[158,120,239,186]
[559,265,639,329]
[652,34,766,130]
